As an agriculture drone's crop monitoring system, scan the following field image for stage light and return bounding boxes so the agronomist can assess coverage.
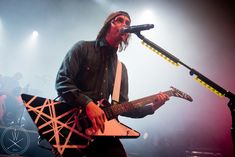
[143,132,149,140]
[143,10,153,18]
[32,31,38,39]
[28,30,38,48]
[20,30,39,53]
[140,9,155,23]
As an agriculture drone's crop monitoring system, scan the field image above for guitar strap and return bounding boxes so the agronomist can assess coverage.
[112,60,122,104]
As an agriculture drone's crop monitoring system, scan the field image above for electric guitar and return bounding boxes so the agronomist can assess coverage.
[21,86,192,156]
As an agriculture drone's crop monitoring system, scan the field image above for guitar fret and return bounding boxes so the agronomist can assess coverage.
[110,90,173,116]
[109,88,192,118]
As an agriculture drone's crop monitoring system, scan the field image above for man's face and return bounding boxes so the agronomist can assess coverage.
[106,15,131,46]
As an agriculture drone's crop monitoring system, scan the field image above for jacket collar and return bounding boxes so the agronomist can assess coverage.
[95,38,118,52]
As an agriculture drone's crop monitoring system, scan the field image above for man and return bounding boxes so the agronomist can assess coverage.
[55,11,169,157]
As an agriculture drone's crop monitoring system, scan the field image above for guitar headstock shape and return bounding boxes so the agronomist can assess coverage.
[170,86,193,102]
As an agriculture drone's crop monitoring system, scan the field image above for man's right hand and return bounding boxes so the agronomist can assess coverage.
[85,101,106,133]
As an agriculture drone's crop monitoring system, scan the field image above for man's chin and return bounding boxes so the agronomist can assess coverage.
[121,34,128,41]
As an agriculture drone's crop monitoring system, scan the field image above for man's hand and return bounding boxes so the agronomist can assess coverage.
[86,101,106,133]
[152,92,169,111]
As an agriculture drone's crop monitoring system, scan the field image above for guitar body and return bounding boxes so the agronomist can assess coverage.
[21,94,140,156]
[88,119,140,137]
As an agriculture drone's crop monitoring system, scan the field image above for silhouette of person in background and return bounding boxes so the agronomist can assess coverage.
[0,72,24,126]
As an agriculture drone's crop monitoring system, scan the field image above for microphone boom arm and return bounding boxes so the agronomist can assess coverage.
[134,32,234,100]
[136,32,181,66]
[134,31,235,154]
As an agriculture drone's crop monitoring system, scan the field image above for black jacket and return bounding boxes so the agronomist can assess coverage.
[55,39,154,118]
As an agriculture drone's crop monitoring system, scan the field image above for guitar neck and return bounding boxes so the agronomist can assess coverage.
[110,90,173,117]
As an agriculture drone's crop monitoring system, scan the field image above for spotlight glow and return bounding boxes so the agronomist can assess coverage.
[143,10,153,18]
[32,31,39,39]
[20,30,39,53]
[143,132,149,140]
[141,9,155,23]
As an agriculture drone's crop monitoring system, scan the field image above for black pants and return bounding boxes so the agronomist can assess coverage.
[84,137,127,157]
[62,137,127,157]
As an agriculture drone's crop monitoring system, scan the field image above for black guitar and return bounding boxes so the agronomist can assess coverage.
[21,86,192,156]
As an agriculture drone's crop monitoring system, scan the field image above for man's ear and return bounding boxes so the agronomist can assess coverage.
[109,21,117,31]
[111,20,115,26]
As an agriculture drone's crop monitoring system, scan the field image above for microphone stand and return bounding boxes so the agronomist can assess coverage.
[135,32,235,155]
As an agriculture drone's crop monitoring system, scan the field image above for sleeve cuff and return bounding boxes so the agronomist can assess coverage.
[60,90,93,109]
[142,105,155,115]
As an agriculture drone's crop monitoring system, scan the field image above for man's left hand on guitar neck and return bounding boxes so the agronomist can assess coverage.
[152,92,169,111]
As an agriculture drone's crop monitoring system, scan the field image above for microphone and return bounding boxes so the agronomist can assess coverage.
[120,24,154,34]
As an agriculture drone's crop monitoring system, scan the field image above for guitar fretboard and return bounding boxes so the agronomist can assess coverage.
[110,90,174,117]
